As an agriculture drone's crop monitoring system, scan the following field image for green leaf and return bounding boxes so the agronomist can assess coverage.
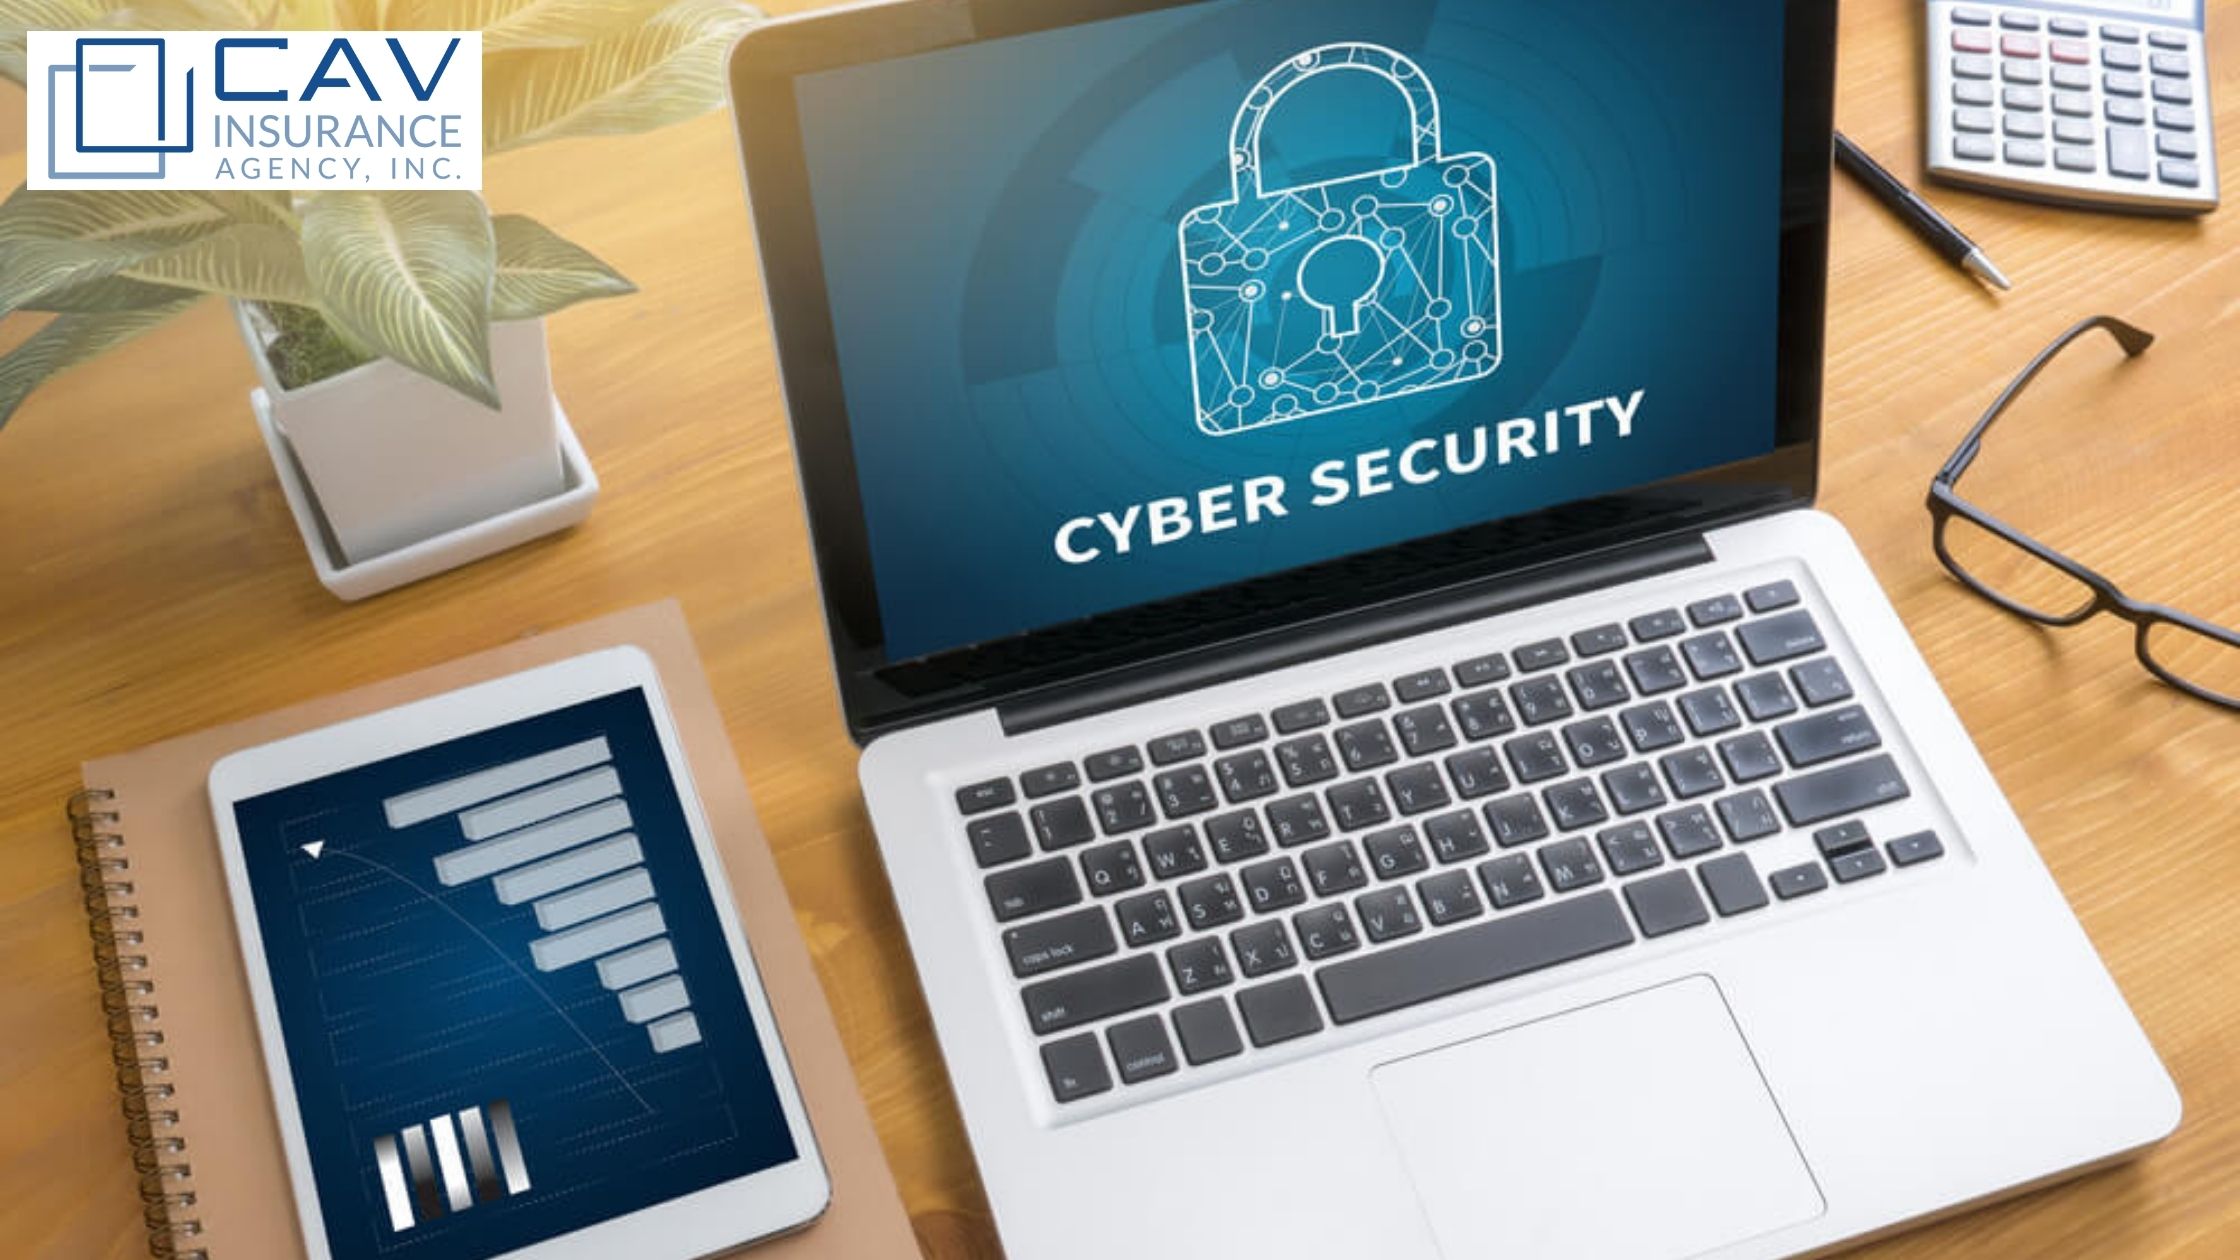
[490,214,634,321]
[0,293,202,430]
[300,190,499,406]
[391,0,681,52]
[22,275,197,313]
[1,0,269,85]
[0,188,243,315]
[120,224,314,305]
[482,0,760,153]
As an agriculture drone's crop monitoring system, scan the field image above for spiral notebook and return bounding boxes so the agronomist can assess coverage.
[66,601,917,1260]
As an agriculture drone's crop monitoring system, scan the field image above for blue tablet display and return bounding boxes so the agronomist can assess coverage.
[228,689,797,1260]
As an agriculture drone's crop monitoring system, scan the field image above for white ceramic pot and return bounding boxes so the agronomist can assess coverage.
[235,303,567,566]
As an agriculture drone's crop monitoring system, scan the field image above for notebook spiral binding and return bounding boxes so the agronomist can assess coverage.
[69,788,209,1260]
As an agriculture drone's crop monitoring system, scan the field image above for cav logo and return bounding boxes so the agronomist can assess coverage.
[40,36,194,181]
[1180,43,1501,437]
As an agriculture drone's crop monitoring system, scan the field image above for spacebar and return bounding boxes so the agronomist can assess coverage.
[1316,890,1635,1025]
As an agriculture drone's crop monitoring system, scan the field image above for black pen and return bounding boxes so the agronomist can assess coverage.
[1833,131,2011,290]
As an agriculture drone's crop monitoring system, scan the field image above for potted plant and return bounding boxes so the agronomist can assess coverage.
[0,0,760,597]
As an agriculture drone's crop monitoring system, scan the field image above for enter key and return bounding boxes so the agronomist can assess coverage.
[1774,704,1881,768]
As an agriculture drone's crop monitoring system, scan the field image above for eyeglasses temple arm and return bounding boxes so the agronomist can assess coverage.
[1936,316,2155,485]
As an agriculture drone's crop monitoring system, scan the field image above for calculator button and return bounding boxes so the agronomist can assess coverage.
[2104,72,2143,97]
[2158,160,2201,188]
[1951,6,1991,25]
[2002,114,2045,139]
[1999,34,2040,58]
[2001,60,2043,84]
[1953,107,1995,134]
[2157,132,2198,160]
[2050,64,2091,91]
[2102,44,2142,71]
[1953,54,1994,79]
[2048,39,2089,64]
[1954,79,1995,106]
[2150,78,2192,106]
[2002,86,2044,111]
[2054,146,2096,173]
[1952,28,1994,53]
[1954,135,1997,162]
[2147,30,2187,51]
[2051,92,2092,117]
[2107,97,2147,125]
[2156,105,2196,132]
[2107,127,2152,178]
[1998,12,2039,31]
[2149,52,2189,77]
[2101,23,2139,44]
[2053,117,2093,145]
[2003,141,2047,167]
[2048,18,2087,38]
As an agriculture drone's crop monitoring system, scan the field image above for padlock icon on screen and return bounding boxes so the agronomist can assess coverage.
[1181,43,1501,437]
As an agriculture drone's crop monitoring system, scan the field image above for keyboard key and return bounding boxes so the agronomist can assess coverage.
[1688,594,1744,625]
[1114,890,1180,946]
[1717,732,1782,783]
[2104,71,2143,97]
[1080,841,1144,895]
[1955,78,1996,104]
[1698,853,1769,917]
[1423,810,1492,864]
[1596,822,1663,876]
[1231,919,1295,976]
[1887,830,1947,867]
[1237,975,1325,1046]
[1364,825,1430,880]
[1659,747,1725,799]
[1620,701,1685,752]
[1041,1032,1110,1102]
[1336,720,1400,771]
[1776,704,1881,767]
[1168,937,1233,994]
[1544,778,1608,832]
[1790,658,1852,706]
[1154,766,1219,818]
[1954,134,1996,161]
[1679,686,1741,737]
[1775,754,1910,826]
[1998,11,2038,30]
[1209,715,1268,750]
[1623,869,1711,938]
[1769,863,1829,900]
[1394,705,1460,757]
[957,778,1014,814]
[1293,903,1360,960]
[1022,954,1168,1036]
[1021,762,1080,798]
[2004,113,2046,139]
[2157,105,2196,131]
[2160,159,2201,187]
[1540,837,1605,892]
[1241,856,1307,914]
[1485,794,1551,848]
[1562,716,1628,769]
[1275,734,1339,787]
[1602,763,1668,815]
[2103,43,2142,71]
[1215,750,1279,803]
[1005,906,1117,978]
[1511,676,1574,724]
[1149,731,1207,765]
[2150,51,2189,77]
[1744,580,1799,612]
[1443,747,1510,799]
[1953,53,1993,79]
[2147,29,2187,50]
[1477,853,1545,907]
[1951,6,1990,25]
[1567,660,1631,710]
[1327,778,1392,831]
[2048,17,2086,37]
[1623,645,1687,695]
[987,856,1082,921]
[1571,623,1629,656]
[2102,22,2139,44]
[1106,1014,1178,1085]
[1418,870,1484,925]
[1629,608,1686,640]
[1454,653,1511,687]
[2050,64,2089,91]
[2107,97,2147,126]
[1452,690,1518,740]
[1714,789,1781,842]
[2158,132,2198,159]
[2108,124,2152,177]
[1386,763,1451,816]
[1090,782,1154,836]
[1264,794,1331,847]
[1172,997,1244,1065]
[1272,699,1330,732]
[2150,78,2191,106]
[1317,890,1633,1024]
[1302,840,1368,896]
[1813,820,1872,859]
[1334,683,1391,718]
[2004,85,2045,111]
[2003,60,2043,85]
[2004,138,2045,164]
[1681,632,1742,679]
[1142,825,1206,880]
[1178,873,1243,929]
[1735,673,1798,722]
[2054,116,2093,145]
[1357,887,1424,943]
[1831,847,1889,883]
[1951,27,1992,53]
[1085,746,1143,782]
[1394,669,1452,703]
[1657,805,1723,859]
[1204,809,1270,863]
[1514,639,1569,671]
[2049,38,2088,64]
[1503,730,1568,783]
[968,813,1033,868]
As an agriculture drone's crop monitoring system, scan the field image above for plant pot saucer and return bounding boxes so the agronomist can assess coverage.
[252,387,599,601]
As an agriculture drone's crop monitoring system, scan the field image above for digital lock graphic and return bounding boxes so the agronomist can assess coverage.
[1181,43,1502,437]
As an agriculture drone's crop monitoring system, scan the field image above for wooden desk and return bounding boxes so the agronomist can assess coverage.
[2,2,2234,1255]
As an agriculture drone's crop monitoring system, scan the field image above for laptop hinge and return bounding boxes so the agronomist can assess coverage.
[997,531,1715,736]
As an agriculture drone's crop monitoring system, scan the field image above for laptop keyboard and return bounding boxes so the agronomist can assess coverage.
[952,579,1948,1106]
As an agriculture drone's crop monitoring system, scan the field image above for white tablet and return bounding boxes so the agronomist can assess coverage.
[208,648,829,1260]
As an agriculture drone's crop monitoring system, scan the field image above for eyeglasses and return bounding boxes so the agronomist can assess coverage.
[1927,315,2239,711]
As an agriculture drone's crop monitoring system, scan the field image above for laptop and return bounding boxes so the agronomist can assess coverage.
[728,2,2179,1256]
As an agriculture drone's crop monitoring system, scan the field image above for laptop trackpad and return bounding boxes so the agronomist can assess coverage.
[1371,975,1824,1260]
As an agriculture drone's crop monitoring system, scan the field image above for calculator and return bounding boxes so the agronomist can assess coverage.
[1925,0,2219,214]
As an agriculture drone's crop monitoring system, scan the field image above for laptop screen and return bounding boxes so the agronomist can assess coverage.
[791,0,1790,663]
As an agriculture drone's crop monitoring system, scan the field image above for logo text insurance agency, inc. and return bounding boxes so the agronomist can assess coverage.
[25,30,481,190]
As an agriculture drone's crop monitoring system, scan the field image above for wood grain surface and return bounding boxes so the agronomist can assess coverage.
[3,2,2235,1257]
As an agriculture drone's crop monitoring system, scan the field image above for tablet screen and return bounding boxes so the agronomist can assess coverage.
[227,688,799,1260]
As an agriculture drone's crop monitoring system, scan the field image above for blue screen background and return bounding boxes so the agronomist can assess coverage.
[795,0,1788,659]
[231,691,797,1260]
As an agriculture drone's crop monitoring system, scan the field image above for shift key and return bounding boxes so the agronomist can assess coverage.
[1775,754,1910,826]
[1021,955,1168,1036]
